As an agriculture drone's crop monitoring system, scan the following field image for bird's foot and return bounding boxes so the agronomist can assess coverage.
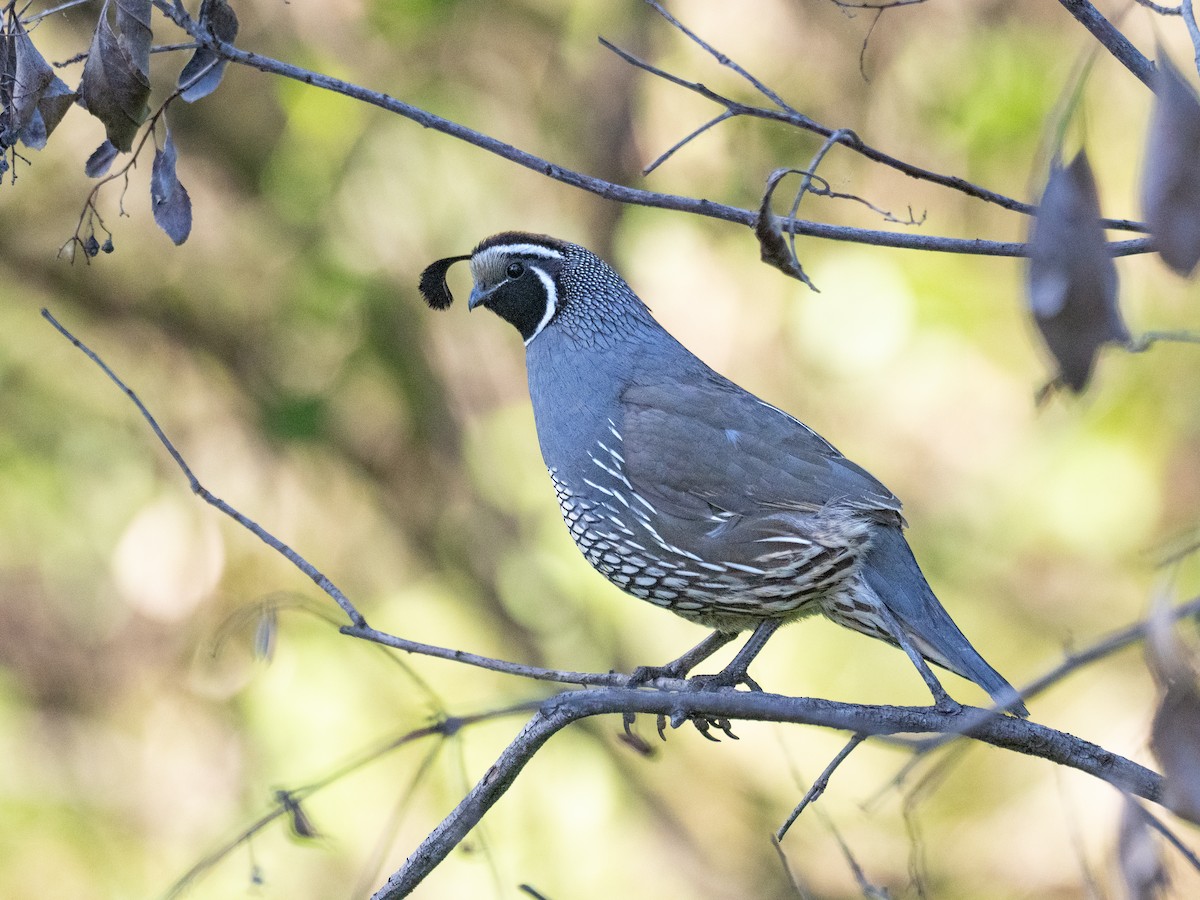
[685,668,762,693]
[628,662,689,688]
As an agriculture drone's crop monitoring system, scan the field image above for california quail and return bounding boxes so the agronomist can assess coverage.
[421,232,1027,716]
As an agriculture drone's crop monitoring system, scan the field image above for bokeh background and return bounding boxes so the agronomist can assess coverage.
[2,1,1199,897]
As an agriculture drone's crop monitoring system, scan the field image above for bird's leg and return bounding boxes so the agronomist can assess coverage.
[688,618,784,692]
[874,604,961,714]
[629,629,738,687]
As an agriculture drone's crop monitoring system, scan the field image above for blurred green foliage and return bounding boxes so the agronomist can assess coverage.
[2,1,1199,898]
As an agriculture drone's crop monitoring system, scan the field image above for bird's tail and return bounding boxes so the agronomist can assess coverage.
[861,527,1029,717]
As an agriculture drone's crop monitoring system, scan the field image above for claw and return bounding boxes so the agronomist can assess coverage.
[711,717,739,740]
[693,718,722,742]
[656,714,668,742]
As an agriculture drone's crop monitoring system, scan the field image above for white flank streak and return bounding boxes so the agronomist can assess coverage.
[634,493,657,515]
[590,454,633,489]
[583,478,613,497]
[608,421,623,442]
[754,535,812,545]
[523,268,559,346]
[723,561,766,575]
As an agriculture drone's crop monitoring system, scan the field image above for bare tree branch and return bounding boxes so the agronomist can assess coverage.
[1057,0,1157,86]
[372,687,1165,898]
[147,0,1153,259]
[41,308,368,627]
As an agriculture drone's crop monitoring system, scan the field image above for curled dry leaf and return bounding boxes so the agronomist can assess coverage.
[77,0,151,152]
[179,0,240,103]
[1142,55,1200,276]
[85,139,119,178]
[755,168,817,291]
[151,125,192,244]
[1,15,77,150]
[1116,799,1169,900]
[1146,594,1200,825]
[1026,150,1128,393]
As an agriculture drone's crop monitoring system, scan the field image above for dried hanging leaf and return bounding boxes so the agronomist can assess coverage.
[11,19,55,134]
[115,0,151,76]
[1146,596,1200,825]
[0,24,14,148]
[1026,150,1128,393]
[151,125,192,244]
[22,75,77,149]
[85,139,119,178]
[1116,799,1169,900]
[755,168,817,290]
[77,0,151,152]
[1142,55,1200,276]
[178,0,240,103]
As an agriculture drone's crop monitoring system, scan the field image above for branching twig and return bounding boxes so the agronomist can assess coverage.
[41,309,367,626]
[600,31,1146,233]
[146,0,1153,258]
[776,733,866,840]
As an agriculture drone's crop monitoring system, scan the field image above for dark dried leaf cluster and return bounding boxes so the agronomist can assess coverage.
[2,0,239,248]
[0,10,77,165]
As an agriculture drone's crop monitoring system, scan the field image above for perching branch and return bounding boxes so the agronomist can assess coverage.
[371,687,1165,899]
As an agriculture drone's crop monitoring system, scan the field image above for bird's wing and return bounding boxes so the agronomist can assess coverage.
[618,379,903,543]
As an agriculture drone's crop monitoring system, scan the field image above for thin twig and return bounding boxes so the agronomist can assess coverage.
[1134,0,1182,14]
[1130,795,1200,875]
[41,309,368,626]
[644,0,794,112]
[776,733,866,840]
[769,833,815,899]
[1057,0,1157,87]
[19,0,91,25]
[642,109,735,176]
[1183,1,1200,74]
[600,34,1147,233]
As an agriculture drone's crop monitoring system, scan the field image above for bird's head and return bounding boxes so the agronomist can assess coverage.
[419,232,651,347]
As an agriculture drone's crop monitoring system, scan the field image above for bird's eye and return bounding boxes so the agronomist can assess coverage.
[506,262,525,279]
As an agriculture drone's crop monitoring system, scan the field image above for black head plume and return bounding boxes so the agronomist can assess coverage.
[419,254,471,310]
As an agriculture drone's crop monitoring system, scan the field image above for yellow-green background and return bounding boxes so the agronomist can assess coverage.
[2,1,1198,897]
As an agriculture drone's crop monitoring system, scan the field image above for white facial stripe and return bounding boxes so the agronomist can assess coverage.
[524,267,558,345]
[488,243,565,260]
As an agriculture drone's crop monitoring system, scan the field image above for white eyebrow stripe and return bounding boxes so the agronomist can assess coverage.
[523,267,559,346]
[486,243,565,260]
